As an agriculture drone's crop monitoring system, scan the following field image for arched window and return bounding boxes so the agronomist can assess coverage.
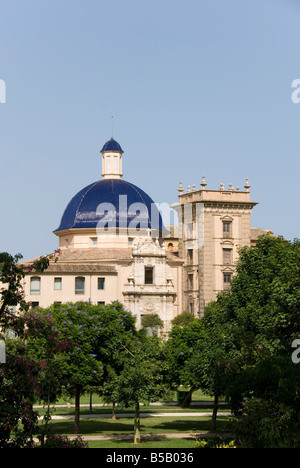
[75,277,85,295]
[30,277,41,295]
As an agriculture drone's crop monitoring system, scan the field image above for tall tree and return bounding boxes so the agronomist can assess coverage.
[36,301,136,434]
[165,319,205,407]
[0,251,60,447]
[208,235,300,446]
[113,334,172,444]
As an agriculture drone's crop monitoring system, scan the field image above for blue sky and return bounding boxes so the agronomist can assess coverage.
[0,0,300,259]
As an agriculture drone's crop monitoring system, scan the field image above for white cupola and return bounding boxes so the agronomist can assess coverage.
[101,138,124,179]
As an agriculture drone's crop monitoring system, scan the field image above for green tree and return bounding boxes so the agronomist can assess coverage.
[113,334,172,444]
[209,235,300,446]
[141,313,164,335]
[171,311,196,327]
[0,251,60,448]
[166,312,231,430]
[0,338,41,448]
[187,302,236,431]
[100,366,120,420]
[165,319,205,407]
[97,303,138,419]
[35,301,136,434]
[0,251,59,329]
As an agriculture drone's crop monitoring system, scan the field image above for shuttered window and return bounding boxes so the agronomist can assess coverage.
[223,249,232,265]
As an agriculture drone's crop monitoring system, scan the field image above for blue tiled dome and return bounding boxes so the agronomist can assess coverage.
[54,179,167,234]
[101,138,124,153]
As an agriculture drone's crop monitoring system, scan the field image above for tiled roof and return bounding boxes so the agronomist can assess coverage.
[44,263,116,273]
[21,246,183,274]
[57,248,133,262]
[166,251,184,263]
[250,227,273,240]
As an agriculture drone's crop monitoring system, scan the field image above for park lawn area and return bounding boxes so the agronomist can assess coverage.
[39,414,233,437]
[87,438,198,449]
[50,389,222,407]
[36,405,230,417]
[37,389,228,417]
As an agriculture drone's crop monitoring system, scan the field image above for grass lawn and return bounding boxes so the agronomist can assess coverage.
[39,414,233,437]
[34,389,233,448]
[37,405,230,417]
[48,389,223,408]
[87,438,198,449]
[36,388,228,418]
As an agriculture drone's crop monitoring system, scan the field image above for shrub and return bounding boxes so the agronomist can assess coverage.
[38,433,89,449]
[195,438,237,448]
[235,398,300,448]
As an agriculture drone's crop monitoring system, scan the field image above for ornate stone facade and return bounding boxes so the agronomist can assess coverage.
[123,235,182,333]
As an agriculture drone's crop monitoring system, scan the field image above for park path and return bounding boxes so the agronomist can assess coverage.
[40,411,231,420]
[65,432,232,441]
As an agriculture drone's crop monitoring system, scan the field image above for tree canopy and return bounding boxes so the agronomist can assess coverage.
[28,301,137,434]
[3,235,300,447]
[207,235,300,446]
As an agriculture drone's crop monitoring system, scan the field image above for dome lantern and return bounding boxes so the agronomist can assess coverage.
[101,138,124,180]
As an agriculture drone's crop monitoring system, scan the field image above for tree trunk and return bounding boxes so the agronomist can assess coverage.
[112,402,117,420]
[41,389,51,447]
[74,385,81,434]
[180,387,194,408]
[89,391,93,413]
[134,402,141,444]
[210,394,219,432]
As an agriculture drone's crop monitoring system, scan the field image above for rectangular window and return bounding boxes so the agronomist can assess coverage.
[98,278,105,290]
[54,277,62,290]
[30,277,41,295]
[145,267,154,285]
[223,249,232,265]
[75,277,85,295]
[223,272,232,283]
[188,274,194,290]
[106,155,111,173]
[187,249,193,265]
[97,301,105,306]
[31,302,39,308]
[223,221,232,238]
[114,155,118,173]
[186,222,193,239]
[91,237,98,246]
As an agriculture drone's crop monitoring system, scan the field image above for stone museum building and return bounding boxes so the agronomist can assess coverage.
[21,137,270,333]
